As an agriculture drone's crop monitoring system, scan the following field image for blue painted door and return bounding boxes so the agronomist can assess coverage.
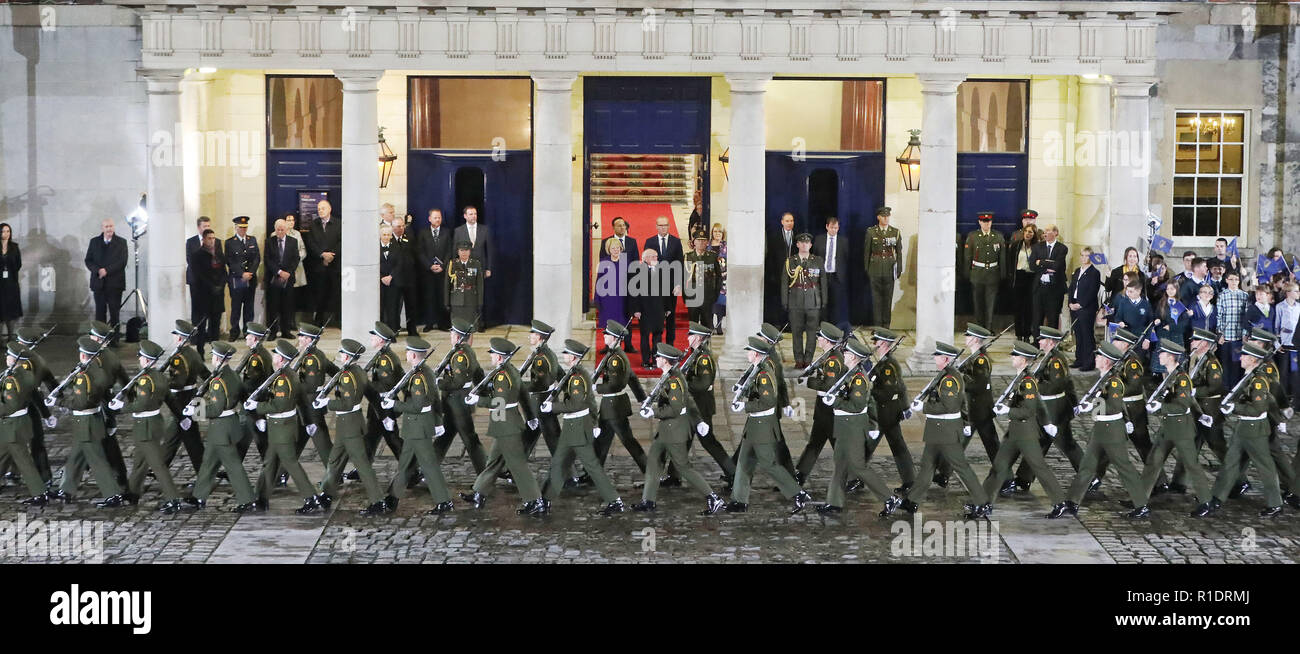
[266,150,342,234]
[955,152,1028,315]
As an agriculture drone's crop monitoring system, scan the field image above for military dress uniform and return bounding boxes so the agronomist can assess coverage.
[1209,343,1286,514]
[51,338,125,505]
[1172,330,1229,491]
[782,240,827,367]
[1240,332,1296,494]
[540,339,623,513]
[1063,343,1148,517]
[980,341,1067,516]
[520,320,564,462]
[234,322,274,463]
[360,322,405,466]
[161,320,207,472]
[865,208,903,328]
[190,344,259,510]
[683,247,721,327]
[12,327,56,482]
[940,324,1000,485]
[432,323,488,474]
[635,344,724,515]
[1138,340,1213,516]
[817,339,897,514]
[795,323,845,483]
[0,345,50,501]
[725,323,798,478]
[669,323,734,479]
[384,337,455,515]
[900,343,990,516]
[726,337,810,513]
[1096,330,1163,488]
[446,249,484,325]
[1011,328,1083,490]
[249,340,327,512]
[225,216,260,339]
[963,216,1006,329]
[867,329,916,490]
[119,341,184,510]
[592,323,649,473]
[318,340,386,511]
[293,326,336,469]
[86,321,129,489]
[466,338,545,513]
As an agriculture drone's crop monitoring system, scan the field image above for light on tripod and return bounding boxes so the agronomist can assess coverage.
[126,193,148,239]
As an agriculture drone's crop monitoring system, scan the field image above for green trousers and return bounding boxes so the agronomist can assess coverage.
[906,440,989,505]
[642,438,712,502]
[970,281,998,330]
[544,439,619,503]
[60,437,123,498]
[825,430,892,508]
[126,416,181,499]
[1211,427,1283,506]
[731,439,801,504]
[0,437,46,497]
[982,426,1063,504]
[1067,427,1144,506]
[869,275,894,327]
[472,432,541,499]
[258,438,317,499]
[192,442,256,504]
[1140,419,1211,505]
[386,437,452,505]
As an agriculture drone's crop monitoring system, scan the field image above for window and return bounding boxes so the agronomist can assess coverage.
[766,79,884,152]
[1172,111,1245,238]
[957,80,1027,153]
[267,76,343,149]
[408,77,532,150]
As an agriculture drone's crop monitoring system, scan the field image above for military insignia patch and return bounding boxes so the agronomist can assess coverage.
[381,360,388,367]
[252,359,260,367]
[611,359,619,367]
[944,380,953,388]
[1179,379,1187,387]
[277,379,285,386]
[139,379,148,386]
[1024,381,1033,389]
[1255,382,1262,389]
[414,378,422,386]
[670,382,678,390]
[307,359,315,366]
[572,378,581,386]
[3,383,10,390]
[854,378,863,386]
[1110,380,1118,387]
[760,377,768,385]
[1054,362,1061,369]
[828,361,836,368]
[496,373,505,382]
[456,355,465,363]
[885,369,891,376]
[75,378,82,386]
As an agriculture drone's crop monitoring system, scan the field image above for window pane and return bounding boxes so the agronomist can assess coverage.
[1196,177,1219,204]
[956,81,1027,153]
[1195,206,1218,237]
[409,77,532,150]
[1175,113,1198,144]
[1173,177,1195,205]
[1222,113,1244,143]
[1221,145,1243,174]
[1172,206,1195,236]
[767,80,883,151]
[1175,145,1199,174]
[1220,178,1242,206]
[1219,207,1241,236]
[1198,114,1220,143]
[1197,145,1221,174]
[268,77,343,149]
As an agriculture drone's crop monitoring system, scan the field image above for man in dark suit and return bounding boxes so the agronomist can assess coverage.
[224,215,260,340]
[84,219,129,343]
[766,212,797,325]
[305,199,341,327]
[379,224,410,331]
[185,216,221,354]
[264,218,299,338]
[452,205,493,277]
[389,216,421,336]
[606,216,639,263]
[417,208,452,331]
[631,249,673,368]
[187,228,227,344]
[813,216,851,332]
[1067,247,1102,370]
[642,215,684,346]
[1030,223,1069,339]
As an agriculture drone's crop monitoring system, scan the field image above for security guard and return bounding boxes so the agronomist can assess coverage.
[461,338,546,515]
[225,215,260,340]
[161,319,207,473]
[234,321,273,463]
[725,337,811,514]
[634,343,724,515]
[981,341,1069,518]
[0,344,51,505]
[246,340,329,513]
[46,337,127,507]
[12,327,57,483]
[383,336,454,515]
[446,240,483,324]
[866,328,916,492]
[1208,342,1286,517]
[783,233,827,368]
[539,338,626,515]
[1171,328,1228,494]
[314,339,387,516]
[433,320,488,475]
[1059,342,1149,519]
[292,323,335,478]
[894,341,990,519]
[937,323,999,487]
[591,321,649,475]
[794,322,845,485]
[187,342,263,513]
[1008,326,1083,493]
[865,206,903,328]
[1139,339,1215,517]
[963,212,1006,329]
[816,338,899,516]
[112,340,187,513]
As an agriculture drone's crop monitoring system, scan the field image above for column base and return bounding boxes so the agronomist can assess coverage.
[905,349,937,375]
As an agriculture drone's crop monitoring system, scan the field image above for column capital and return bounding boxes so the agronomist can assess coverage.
[1112,76,1156,98]
[916,73,966,95]
[1077,74,1111,88]
[138,68,186,94]
[333,70,385,92]
[531,71,579,91]
[725,73,773,94]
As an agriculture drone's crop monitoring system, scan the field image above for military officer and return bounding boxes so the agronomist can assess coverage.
[1007,326,1083,493]
[980,341,1069,518]
[1059,342,1150,519]
[866,328,916,492]
[664,321,734,483]
[291,323,335,478]
[112,340,187,513]
[1139,339,1215,517]
[783,233,827,369]
[1208,342,1286,517]
[1171,328,1228,494]
[11,327,57,483]
[865,206,903,328]
[446,240,483,324]
[161,319,207,473]
[234,321,274,463]
[0,344,52,505]
[538,338,626,515]
[794,322,845,485]
[225,215,260,340]
[684,231,721,327]
[313,339,387,516]
[187,342,263,513]
[45,337,127,507]
[432,319,488,474]
[725,337,812,514]
[892,342,990,520]
[815,338,900,516]
[937,324,1000,487]
[382,336,455,515]
[963,212,1006,329]
[591,321,649,475]
[634,343,725,515]
[246,340,329,513]
[460,338,546,515]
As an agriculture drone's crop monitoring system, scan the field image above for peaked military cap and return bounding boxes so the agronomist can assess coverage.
[451,319,475,337]
[405,336,431,353]
[1038,326,1064,341]
[370,321,396,342]
[965,323,992,339]
[1113,328,1139,345]
[297,323,323,338]
[172,320,195,337]
[1097,342,1124,361]
[529,320,555,337]
[872,328,901,343]
[687,321,712,337]
[210,341,236,359]
[655,343,683,361]
[273,340,298,361]
[76,336,100,355]
[844,339,873,359]
[817,322,844,342]
[759,323,782,343]
[1242,342,1271,360]
[1192,328,1218,343]
[137,340,165,360]
[933,341,961,357]
[745,337,772,355]
[488,337,517,357]
[604,321,629,340]
[561,339,588,358]
[340,339,366,358]
[1011,341,1040,358]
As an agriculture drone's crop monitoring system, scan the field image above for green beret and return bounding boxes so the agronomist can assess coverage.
[340,339,366,358]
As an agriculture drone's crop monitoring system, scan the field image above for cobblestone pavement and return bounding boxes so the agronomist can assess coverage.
[2,333,1296,563]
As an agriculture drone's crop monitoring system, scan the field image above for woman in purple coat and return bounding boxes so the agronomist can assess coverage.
[594,237,629,329]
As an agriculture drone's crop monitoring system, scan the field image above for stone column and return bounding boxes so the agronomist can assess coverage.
[719,73,772,371]
[1073,76,1111,254]
[532,72,579,340]
[335,70,384,341]
[1106,77,1155,263]
[141,69,188,334]
[907,73,965,373]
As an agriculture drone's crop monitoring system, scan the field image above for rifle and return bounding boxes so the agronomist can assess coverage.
[639,366,677,414]
[44,333,116,407]
[1118,320,1157,368]
[1220,345,1278,412]
[994,352,1046,412]
[232,318,279,377]
[518,333,551,382]
[866,335,905,383]
[824,356,870,400]
[909,348,967,407]
[382,345,439,401]
[676,332,712,374]
[160,316,207,376]
[288,314,329,372]
[22,324,57,350]
[245,354,294,404]
[1072,364,1122,416]
[797,330,850,380]
[465,344,521,402]
[1187,339,1219,386]
[548,346,607,406]
[956,324,1014,373]
[730,351,770,407]
[188,357,232,407]
[433,311,482,380]
[313,351,361,405]
[730,322,787,394]
[1143,353,1189,408]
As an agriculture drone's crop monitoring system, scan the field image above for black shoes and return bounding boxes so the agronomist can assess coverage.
[879,495,903,517]
[158,499,182,514]
[599,499,626,516]
[1062,500,1080,517]
[427,501,454,515]
[295,496,322,514]
[794,471,807,486]
[95,494,125,508]
[1191,502,1213,518]
[933,473,950,488]
[360,501,388,516]
[563,476,582,489]
[1087,477,1102,494]
[231,502,258,513]
[1046,502,1069,519]
[998,480,1018,497]
[899,499,919,514]
[790,490,812,514]
[45,489,72,504]
[460,492,486,509]
[1260,505,1283,518]
[344,469,361,481]
[316,493,333,510]
[517,499,547,515]
[632,500,656,512]
[845,479,864,494]
[815,504,842,515]
[20,494,47,506]
[701,493,725,516]
[724,501,748,513]
[574,473,594,487]
[1151,483,1170,496]
[1285,493,1300,509]
[659,476,683,488]
[1229,481,1250,499]
[1167,482,1188,494]
[893,482,914,496]
[1126,505,1150,519]
[276,472,289,488]
[182,496,204,510]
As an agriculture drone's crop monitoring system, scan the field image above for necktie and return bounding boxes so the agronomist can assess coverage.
[826,236,836,273]
[661,236,666,253]
[433,227,439,240]
[279,238,285,260]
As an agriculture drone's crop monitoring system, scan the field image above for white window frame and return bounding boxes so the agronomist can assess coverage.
[1169,109,1249,250]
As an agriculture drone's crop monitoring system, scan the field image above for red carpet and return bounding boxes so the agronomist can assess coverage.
[589,153,693,203]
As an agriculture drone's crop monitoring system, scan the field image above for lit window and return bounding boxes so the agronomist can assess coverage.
[1172,111,1246,237]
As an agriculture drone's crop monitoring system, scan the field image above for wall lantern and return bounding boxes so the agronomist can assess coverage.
[896,129,921,192]
[377,127,397,189]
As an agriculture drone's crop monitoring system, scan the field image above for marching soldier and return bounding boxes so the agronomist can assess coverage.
[357,321,404,473]
[815,338,899,516]
[521,320,564,464]
[112,340,187,514]
[0,344,52,505]
[1059,342,1150,519]
[432,319,488,475]
[591,321,649,475]
[161,319,207,473]
[725,337,812,514]
[1006,326,1083,494]
[937,324,999,488]
[246,340,329,513]
[865,206,903,328]
[225,215,260,340]
[292,323,335,480]
[963,212,1006,329]
[742,322,799,479]
[45,337,127,507]
[460,338,546,515]
[892,341,991,520]
[980,341,1069,519]
[446,240,483,324]
[783,233,827,369]
[12,327,56,484]
[85,320,130,489]
[187,342,261,513]
[633,343,724,515]
[538,338,626,515]
[1139,339,1215,517]
[866,329,916,492]
[794,322,845,485]
[664,321,734,484]
[1171,328,1228,494]
[1239,329,1297,499]
[382,336,454,515]
[314,339,388,516]
[1208,342,1287,517]
[1096,328,1165,492]
[684,231,720,328]
[234,321,273,463]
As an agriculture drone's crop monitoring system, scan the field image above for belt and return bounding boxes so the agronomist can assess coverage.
[71,408,100,416]
[419,405,433,413]
[1040,393,1065,401]
[1202,394,1222,399]
[1164,410,1190,417]
[971,261,998,269]
[131,409,161,418]
[218,409,237,418]
[1123,395,1143,402]
[267,409,297,420]
[1239,413,1268,421]
[5,408,28,418]
[834,407,869,417]
[748,408,775,418]
[927,412,961,420]
[502,402,518,409]
[600,392,624,398]
[562,408,590,419]
[1095,413,1123,421]
[334,402,362,415]
[171,384,196,392]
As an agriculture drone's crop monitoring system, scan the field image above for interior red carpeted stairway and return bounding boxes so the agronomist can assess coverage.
[589,153,694,204]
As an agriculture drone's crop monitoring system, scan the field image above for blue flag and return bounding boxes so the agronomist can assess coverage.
[1089,252,1108,266]
[1226,237,1238,257]
[1150,234,1173,255]
[1106,322,1120,344]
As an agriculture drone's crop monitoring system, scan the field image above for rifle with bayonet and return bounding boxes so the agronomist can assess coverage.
[1143,353,1189,413]
[909,348,967,408]
[995,351,1046,413]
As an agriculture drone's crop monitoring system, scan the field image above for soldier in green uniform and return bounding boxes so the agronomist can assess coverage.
[246,340,329,513]
[893,342,990,519]
[0,344,52,505]
[865,206,903,328]
[937,324,1000,487]
[538,338,626,515]
[815,338,900,516]
[1096,328,1165,492]
[446,241,483,324]
[1007,326,1083,494]
[981,341,1069,518]
[794,322,845,485]
[161,320,206,473]
[12,327,57,484]
[45,337,127,507]
[292,323,335,478]
[186,342,263,513]
[963,212,1006,329]
[1139,339,1215,517]
[432,320,488,474]
[1171,329,1228,494]
[633,343,724,515]
[783,233,827,368]
[112,340,187,513]
[1059,342,1150,519]
[85,321,129,488]
[461,338,546,514]
[666,322,734,482]
[383,336,455,515]
[314,339,388,516]
[684,232,721,328]
[744,322,799,479]
[724,337,811,514]
[358,322,404,472]
[865,329,915,492]
[1208,342,1286,517]
[1239,328,1296,498]
[591,321,649,475]
[234,321,273,464]
[520,320,564,464]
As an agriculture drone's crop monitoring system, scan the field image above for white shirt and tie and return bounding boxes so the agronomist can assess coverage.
[466,223,477,247]
[825,235,837,274]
